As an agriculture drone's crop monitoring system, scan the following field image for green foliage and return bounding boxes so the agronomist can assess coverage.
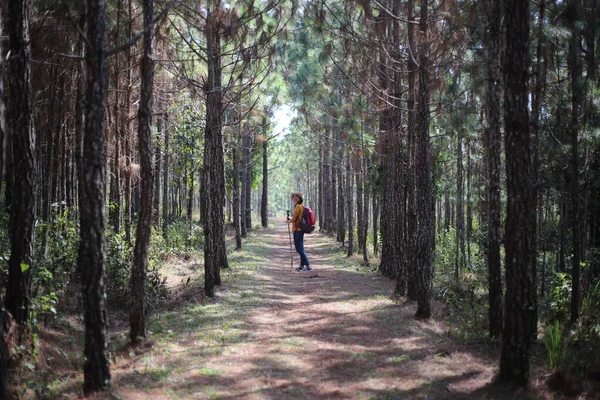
[544,320,566,370]
[161,220,204,258]
[546,272,572,323]
[105,229,133,305]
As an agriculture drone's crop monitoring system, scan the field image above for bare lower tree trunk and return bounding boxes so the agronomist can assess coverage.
[153,115,162,229]
[484,0,503,339]
[346,149,354,256]
[241,130,250,237]
[5,0,36,332]
[203,0,228,297]
[0,13,5,202]
[500,0,536,385]
[337,144,346,245]
[414,0,433,320]
[456,132,465,281]
[569,0,583,323]
[162,114,170,234]
[261,118,268,228]
[130,0,155,343]
[79,0,111,392]
[233,144,242,249]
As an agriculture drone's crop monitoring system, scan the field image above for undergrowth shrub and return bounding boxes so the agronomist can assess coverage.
[163,220,203,258]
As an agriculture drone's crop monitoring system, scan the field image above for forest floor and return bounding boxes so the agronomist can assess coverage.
[34,220,563,399]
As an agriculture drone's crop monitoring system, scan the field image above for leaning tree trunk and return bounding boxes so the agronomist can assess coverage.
[500,0,537,386]
[5,0,36,332]
[484,0,503,339]
[203,0,228,297]
[79,0,111,393]
[414,0,433,320]
[130,0,155,343]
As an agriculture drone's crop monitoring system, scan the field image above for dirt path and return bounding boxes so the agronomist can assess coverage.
[103,221,545,400]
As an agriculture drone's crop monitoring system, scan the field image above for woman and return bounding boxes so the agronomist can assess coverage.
[287,192,312,272]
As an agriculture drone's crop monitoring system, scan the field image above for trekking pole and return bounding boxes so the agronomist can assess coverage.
[286,210,294,270]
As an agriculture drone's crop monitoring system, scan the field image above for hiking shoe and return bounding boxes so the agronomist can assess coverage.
[295,266,304,271]
[300,266,312,272]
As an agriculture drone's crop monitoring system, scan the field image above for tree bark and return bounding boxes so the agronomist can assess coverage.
[162,114,170,234]
[414,0,433,319]
[346,148,354,256]
[79,0,111,392]
[203,0,228,297]
[130,0,155,342]
[569,0,583,323]
[5,0,36,331]
[261,118,268,228]
[500,0,537,385]
[484,0,503,339]
[153,115,162,229]
[0,12,5,202]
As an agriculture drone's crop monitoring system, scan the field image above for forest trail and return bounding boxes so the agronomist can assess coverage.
[97,221,538,400]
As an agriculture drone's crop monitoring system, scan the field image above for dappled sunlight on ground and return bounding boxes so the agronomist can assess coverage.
[45,220,553,400]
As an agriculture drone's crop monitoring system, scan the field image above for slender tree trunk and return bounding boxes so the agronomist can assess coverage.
[109,0,122,233]
[203,0,228,297]
[241,130,250,237]
[124,0,133,245]
[261,118,268,228]
[162,114,170,234]
[500,0,536,385]
[153,115,162,229]
[569,0,583,323]
[337,143,346,245]
[131,0,155,342]
[456,131,465,281]
[346,149,354,256]
[5,0,36,331]
[79,0,111,392]
[484,0,503,339]
[233,144,242,249]
[0,13,6,206]
[323,126,333,232]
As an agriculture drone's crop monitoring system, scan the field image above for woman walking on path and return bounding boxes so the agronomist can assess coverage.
[287,192,312,272]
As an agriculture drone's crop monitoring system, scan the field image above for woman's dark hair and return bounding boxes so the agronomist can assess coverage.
[297,197,303,204]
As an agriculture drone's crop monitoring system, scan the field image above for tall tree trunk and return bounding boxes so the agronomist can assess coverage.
[5,0,36,331]
[500,0,537,385]
[241,129,250,237]
[337,143,346,245]
[323,126,333,232]
[109,0,122,233]
[233,143,242,249]
[455,131,465,281]
[203,0,228,297]
[261,118,268,228]
[79,0,111,392]
[162,114,170,234]
[130,0,155,342]
[405,0,418,301]
[124,0,133,245]
[0,13,6,204]
[346,149,354,256]
[484,0,503,339]
[153,115,162,229]
[569,0,583,323]
[414,0,433,319]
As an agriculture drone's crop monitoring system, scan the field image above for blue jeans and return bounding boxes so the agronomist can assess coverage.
[293,231,310,267]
